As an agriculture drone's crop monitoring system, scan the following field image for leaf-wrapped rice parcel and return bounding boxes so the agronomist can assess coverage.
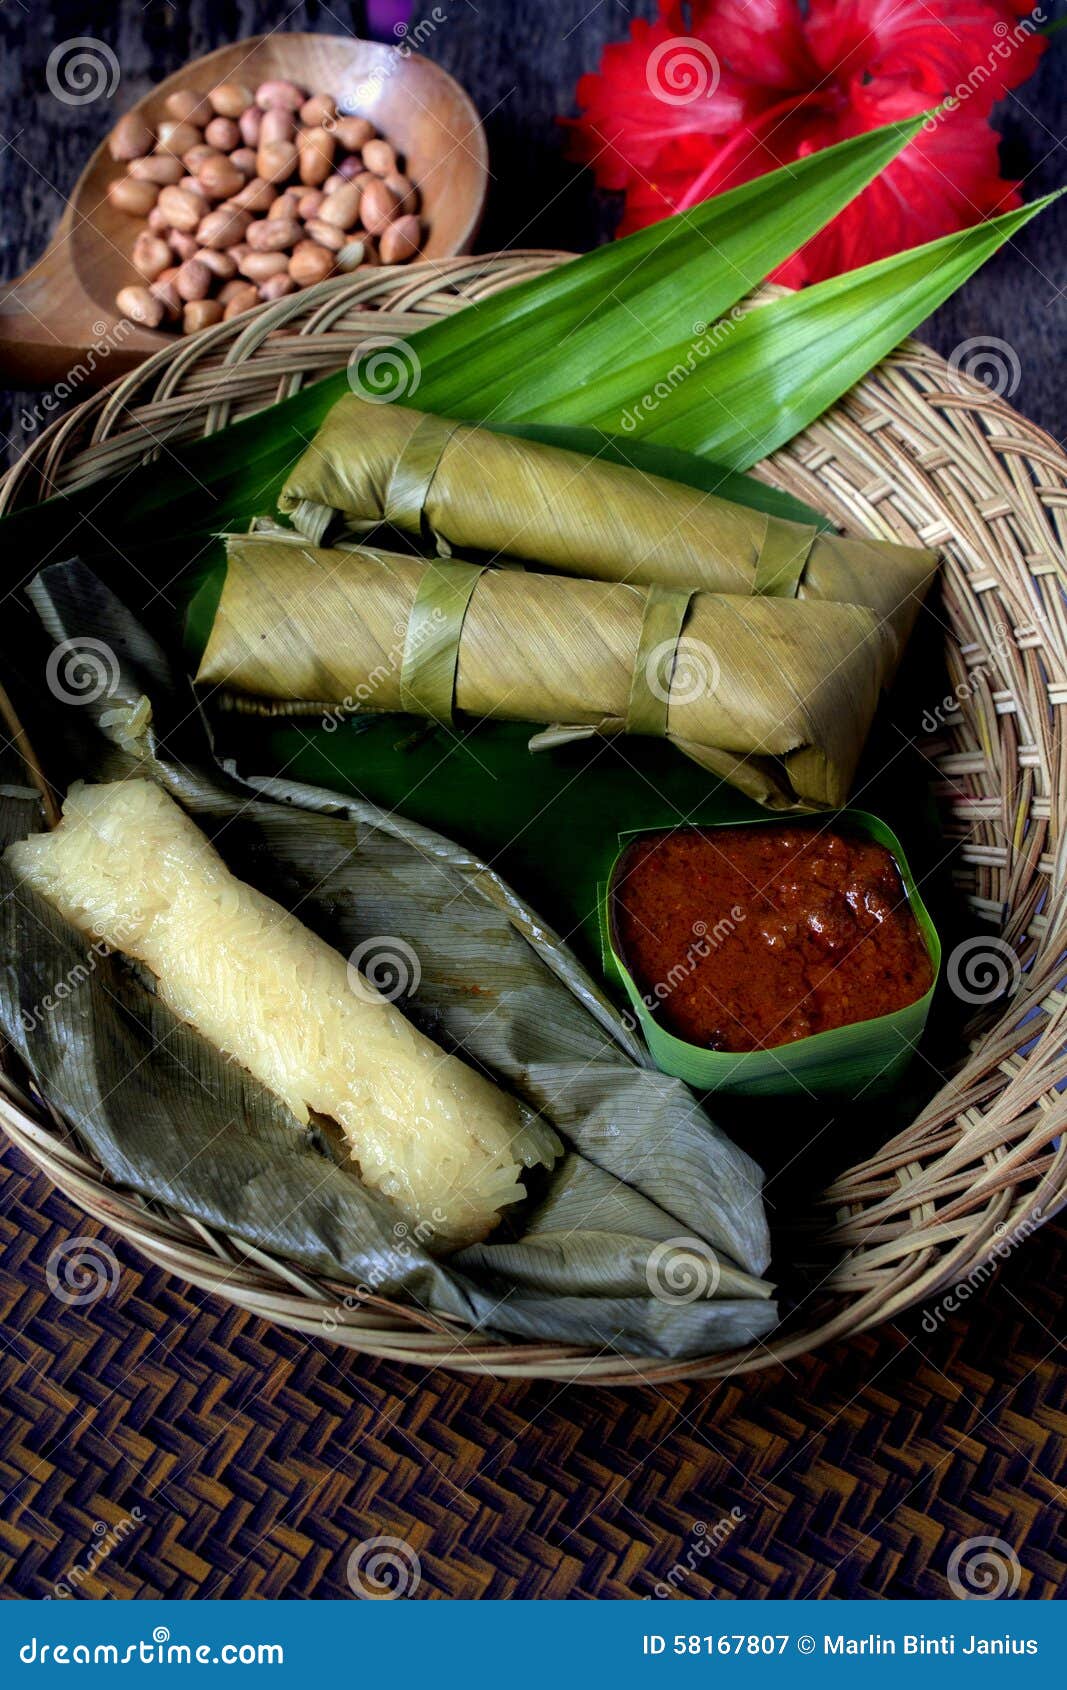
[198,535,899,811]
[277,397,938,651]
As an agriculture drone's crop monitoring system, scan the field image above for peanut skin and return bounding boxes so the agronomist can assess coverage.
[108,177,159,217]
[109,111,153,162]
[116,285,164,327]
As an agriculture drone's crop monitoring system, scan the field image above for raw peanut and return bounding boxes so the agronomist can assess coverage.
[289,240,335,286]
[198,155,245,199]
[205,115,240,151]
[108,177,159,217]
[361,138,396,176]
[259,273,297,301]
[147,206,170,233]
[168,229,199,261]
[183,299,224,333]
[333,115,375,152]
[300,93,337,127]
[259,106,295,146]
[255,79,305,112]
[116,284,164,327]
[238,250,289,281]
[238,104,263,147]
[246,216,302,252]
[337,154,362,182]
[230,146,258,176]
[150,267,182,319]
[209,82,253,118]
[322,172,347,194]
[379,214,421,264]
[335,238,366,272]
[267,187,301,220]
[197,204,252,248]
[359,237,381,267]
[384,172,418,216]
[129,154,184,185]
[218,278,250,305]
[175,257,212,301]
[319,181,362,230]
[156,119,202,157]
[232,176,276,213]
[304,218,344,252]
[353,169,379,192]
[158,183,204,231]
[179,175,209,199]
[228,242,252,265]
[131,231,173,280]
[182,142,221,172]
[223,283,261,319]
[298,126,335,186]
[165,89,212,125]
[110,110,154,161]
[297,188,324,219]
[359,177,399,236]
[195,247,237,279]
[256,140,298,184]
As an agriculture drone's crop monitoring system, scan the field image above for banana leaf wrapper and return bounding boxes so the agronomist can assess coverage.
[0,558,777,1361]
[277,396,938,651]
[599,813,941,1098]
[197,536,899,811]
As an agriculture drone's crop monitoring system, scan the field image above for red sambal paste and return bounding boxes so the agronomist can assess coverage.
[612,826,933,1053]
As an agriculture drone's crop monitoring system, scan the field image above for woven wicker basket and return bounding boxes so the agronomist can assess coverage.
[2,253,1064,1385]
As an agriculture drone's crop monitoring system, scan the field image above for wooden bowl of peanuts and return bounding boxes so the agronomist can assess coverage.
[0,33,488,387]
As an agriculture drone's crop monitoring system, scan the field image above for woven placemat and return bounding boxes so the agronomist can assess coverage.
[2,1133,1063,1600]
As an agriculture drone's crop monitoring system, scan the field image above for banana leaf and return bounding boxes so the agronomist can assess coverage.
[278,396,936,650]
[0,558,777,1359]
[198,535,898,812]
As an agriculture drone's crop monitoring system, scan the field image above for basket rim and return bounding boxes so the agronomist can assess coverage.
[2,252,1066,1387]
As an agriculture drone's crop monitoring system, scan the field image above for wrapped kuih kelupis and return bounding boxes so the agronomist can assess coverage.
[277,397,939,650]
[198,536,899,810]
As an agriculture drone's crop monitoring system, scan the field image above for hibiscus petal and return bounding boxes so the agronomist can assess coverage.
[805,0,1044,110]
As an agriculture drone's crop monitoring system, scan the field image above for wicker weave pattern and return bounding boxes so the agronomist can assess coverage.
[1,253,1064,1385]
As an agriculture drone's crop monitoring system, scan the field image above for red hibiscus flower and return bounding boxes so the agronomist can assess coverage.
[565,0,1045,284]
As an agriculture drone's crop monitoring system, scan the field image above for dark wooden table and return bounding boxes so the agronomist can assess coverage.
[1,1,1065,1602]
